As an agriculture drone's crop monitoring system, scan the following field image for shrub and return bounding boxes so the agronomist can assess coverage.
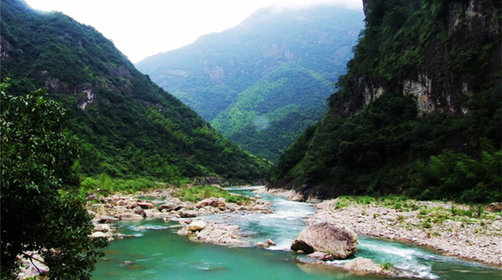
[177,186,250,205]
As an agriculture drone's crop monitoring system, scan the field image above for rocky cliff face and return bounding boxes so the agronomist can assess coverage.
[269,0,501,200]
[339,0,501,117]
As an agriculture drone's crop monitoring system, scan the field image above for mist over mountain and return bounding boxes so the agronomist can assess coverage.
[137,6,364,161]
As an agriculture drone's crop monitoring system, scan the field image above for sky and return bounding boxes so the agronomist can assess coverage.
[24,0,363,63]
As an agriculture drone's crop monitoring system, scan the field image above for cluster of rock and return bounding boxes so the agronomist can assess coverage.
[309,199,502,266]
[87,188,272,245]
[177,219,246,245]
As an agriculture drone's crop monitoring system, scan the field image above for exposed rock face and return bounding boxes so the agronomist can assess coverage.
[291,223,358,259]
[339,0,502,117]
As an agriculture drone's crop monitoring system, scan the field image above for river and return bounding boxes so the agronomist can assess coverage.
[92,189,502,279]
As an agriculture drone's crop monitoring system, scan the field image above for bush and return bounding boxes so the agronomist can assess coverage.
[413,149,502,203]
[80,175,158,194]
[177,185,250,204]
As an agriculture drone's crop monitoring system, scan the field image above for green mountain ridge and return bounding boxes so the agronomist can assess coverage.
[136,6,364,161]
[0,0,271,181]
[269,0,502,202]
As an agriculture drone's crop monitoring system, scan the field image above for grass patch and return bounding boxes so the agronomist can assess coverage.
[80,175,160,195]
[177,185,250,205]
[381,262,394,270]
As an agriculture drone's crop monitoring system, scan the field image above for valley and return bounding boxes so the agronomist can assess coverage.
[1,0,500,279]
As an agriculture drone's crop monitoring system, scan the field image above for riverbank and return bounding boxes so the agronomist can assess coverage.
[260,187,502,267]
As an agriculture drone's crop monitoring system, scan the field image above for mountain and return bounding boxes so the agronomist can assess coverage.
[0,0,271,181]
[269,0,501,202]
[136,6,364,161]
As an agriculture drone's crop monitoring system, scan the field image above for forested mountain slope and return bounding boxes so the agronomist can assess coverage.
[137,6,364,161]
[0,0,271,181]
[269,0,501,202]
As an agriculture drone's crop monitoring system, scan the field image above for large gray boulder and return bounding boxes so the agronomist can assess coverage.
[291,222,358,259]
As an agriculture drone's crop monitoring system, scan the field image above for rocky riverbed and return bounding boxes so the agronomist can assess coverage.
[311,199,502,266]
[86,187,272,245]
[259,187,502,267]
[91,186,502,267]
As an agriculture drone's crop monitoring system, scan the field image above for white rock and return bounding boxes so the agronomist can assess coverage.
[188,220,207,232]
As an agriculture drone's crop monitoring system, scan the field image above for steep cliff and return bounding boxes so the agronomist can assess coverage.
[336,0,501,116]
[270,0,501,202]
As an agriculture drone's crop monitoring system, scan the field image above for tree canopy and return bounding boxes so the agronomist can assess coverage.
[0,85,106,279]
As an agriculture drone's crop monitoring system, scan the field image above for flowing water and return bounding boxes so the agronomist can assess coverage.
[93,189,502,279]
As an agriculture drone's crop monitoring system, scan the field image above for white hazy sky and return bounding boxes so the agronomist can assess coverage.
[24,0,363,63]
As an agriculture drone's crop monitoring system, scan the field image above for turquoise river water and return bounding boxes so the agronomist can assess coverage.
[93,189,502,279]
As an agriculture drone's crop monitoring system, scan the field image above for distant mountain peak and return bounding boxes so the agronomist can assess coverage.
[136,5,364,162]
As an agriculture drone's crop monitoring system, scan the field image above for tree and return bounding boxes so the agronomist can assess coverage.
[0,85,106,279]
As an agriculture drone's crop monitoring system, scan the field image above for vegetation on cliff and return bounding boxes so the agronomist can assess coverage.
[270,0,501,202]
[0,0,270,182]
[137,6,364,161]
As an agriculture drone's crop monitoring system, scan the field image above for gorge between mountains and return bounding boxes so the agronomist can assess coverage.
[1,0,501,279]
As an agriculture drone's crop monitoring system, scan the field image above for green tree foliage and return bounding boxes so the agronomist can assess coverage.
[137,7,364,161]
[0,0,271,182]
[270,0,501,202]
[411,149,502,203]
[210,66,334,161]
[0,87,106,279]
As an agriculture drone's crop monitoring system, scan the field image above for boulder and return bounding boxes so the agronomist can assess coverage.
[195,197,226,208]
[133,207,146,217]
[266,239,276,246]
[90,231,109,238]
[179,210,197,218]
[98,215,119,223]
[307,252,335,261]
[177,227,190,236]
[291,223,357,259]
[136,201,155,209]
[158,202,179,212]
[188,220,207,232]
[94,223,111,232]
[115,213,144,221]
[486,203,502,213]
[343,257,383,275]
[255,241,269,248]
